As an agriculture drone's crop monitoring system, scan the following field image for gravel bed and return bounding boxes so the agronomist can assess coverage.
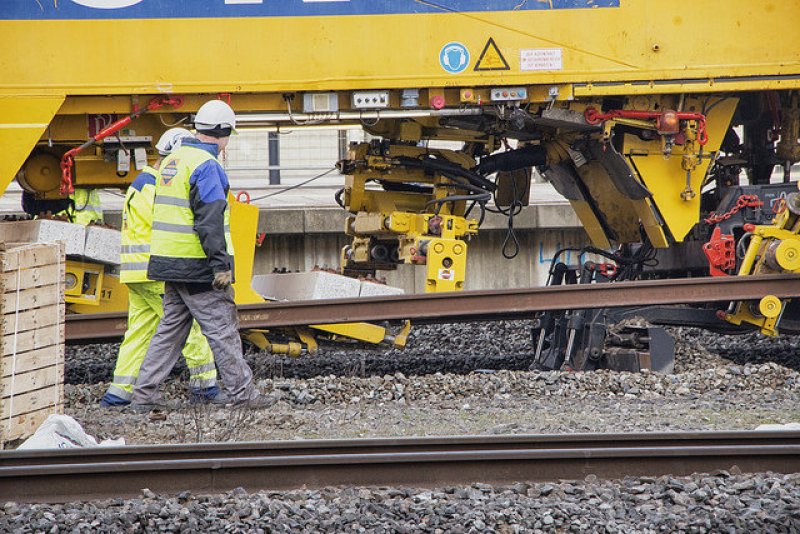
[58,324,800,445]
[4,472,800,532]
[66,321,535,384]
[66,321,800,384]
[64,354,800,444]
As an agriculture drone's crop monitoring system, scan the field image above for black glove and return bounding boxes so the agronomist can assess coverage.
[212,270,233,290]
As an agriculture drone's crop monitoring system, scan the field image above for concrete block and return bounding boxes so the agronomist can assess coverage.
[0,220,86,256]
[258,209,305,235]
[304,209,347,234]
[359,280,405,297]
[251,271,361,301]
[83,226,121,265]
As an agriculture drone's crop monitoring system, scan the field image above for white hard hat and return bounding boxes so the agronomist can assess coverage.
[155,127,192,156]
[194,100,237,136]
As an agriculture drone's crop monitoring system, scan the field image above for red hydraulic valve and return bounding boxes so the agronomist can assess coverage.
[703,226,736,277]
[59,95,184,194]
[584,107,708,146]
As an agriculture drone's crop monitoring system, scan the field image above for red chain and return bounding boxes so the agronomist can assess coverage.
[704,194,763,225]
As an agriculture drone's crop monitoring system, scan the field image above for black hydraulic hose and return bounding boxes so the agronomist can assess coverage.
[380,181,435,194]
[473,145,547,175]
[396,155,496,191]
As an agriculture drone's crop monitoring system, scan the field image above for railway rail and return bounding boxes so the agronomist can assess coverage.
[2,431,799,503]
[66,274,800,342]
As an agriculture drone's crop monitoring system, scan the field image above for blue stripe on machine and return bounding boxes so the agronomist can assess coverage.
[3,0,619,21]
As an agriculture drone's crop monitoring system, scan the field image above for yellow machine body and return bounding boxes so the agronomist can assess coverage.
[3,0,799,198]
[2,1,800,342]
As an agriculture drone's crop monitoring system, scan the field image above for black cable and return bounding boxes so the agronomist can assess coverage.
[736,232,753,260]
[249,168,337,201]
[464,200,487,227]
[426,193,492,214]
[501,200,523,259]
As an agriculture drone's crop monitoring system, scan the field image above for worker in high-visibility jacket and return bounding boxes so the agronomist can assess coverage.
[101,128,219,407]
[132,100,271,411]
[55,188,104,225]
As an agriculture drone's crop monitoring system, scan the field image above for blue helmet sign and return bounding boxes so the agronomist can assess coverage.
[439,42,470,74]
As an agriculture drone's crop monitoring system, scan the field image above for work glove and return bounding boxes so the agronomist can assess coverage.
[212,270,233,290]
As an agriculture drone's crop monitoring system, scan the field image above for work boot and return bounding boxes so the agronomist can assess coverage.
[189,385,221,404]
[100,399,130,409]
[209,391,233,405]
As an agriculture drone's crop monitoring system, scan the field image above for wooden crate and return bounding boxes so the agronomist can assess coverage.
[0,242,66,448]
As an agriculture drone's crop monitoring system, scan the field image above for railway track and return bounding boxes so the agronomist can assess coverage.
[3,431,800,503]
[66,274,800,342]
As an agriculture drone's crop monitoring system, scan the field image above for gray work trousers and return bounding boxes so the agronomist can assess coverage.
[132,282,257,404]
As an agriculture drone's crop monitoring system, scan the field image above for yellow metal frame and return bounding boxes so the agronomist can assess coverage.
[723,198,800,336]
[2,2,798,97]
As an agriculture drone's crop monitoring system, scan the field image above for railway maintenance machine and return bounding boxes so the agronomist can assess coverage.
[2,0,800,371]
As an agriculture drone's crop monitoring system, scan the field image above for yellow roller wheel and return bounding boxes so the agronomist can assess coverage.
[759,295,782,319]
[17,152,63,197]
[776,240,800,272]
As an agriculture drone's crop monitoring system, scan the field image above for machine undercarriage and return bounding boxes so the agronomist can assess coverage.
[11,87,800,367]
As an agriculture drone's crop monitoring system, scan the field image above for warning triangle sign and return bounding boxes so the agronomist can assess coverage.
[474,37,510,71]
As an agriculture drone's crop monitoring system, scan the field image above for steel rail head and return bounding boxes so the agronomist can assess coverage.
[4,430,800,465]
[65,274,800,342]
[4,432,800,503]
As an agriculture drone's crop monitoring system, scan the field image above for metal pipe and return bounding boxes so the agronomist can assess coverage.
[237,108,483,126]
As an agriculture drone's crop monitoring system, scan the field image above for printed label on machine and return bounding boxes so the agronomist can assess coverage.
[438,269,455,281]
[520,48,563,71]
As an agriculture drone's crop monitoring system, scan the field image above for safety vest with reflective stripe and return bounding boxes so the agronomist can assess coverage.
[150,147,233,262]
[120,166,158,284]
[57,188,104,225]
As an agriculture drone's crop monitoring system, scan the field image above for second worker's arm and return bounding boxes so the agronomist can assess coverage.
[189,160,231,277]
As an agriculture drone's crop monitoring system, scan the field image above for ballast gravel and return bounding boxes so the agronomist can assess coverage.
[64,331,800,444]
[3,472,800,533]
[65,321,536,384]
[59,323,800,458]
[66,321,800,383]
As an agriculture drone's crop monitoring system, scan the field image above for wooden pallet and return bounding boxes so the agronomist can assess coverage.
[0,242,65,448]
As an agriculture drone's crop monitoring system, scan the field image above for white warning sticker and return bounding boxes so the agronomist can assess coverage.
[438,269,454,281]
[520,48,563,71]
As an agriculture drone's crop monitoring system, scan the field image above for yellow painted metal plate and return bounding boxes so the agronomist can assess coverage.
[1,1,798,97]
[229,197,265,305]
[0,95,64,197]
[626,98,739,242]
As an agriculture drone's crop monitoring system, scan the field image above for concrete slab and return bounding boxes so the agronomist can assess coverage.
[251,271,362,301]
[359,280,405,297]
[0,220,85,256]
[83,226,121,265]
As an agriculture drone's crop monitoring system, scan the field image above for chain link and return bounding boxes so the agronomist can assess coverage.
[704,194,763,225]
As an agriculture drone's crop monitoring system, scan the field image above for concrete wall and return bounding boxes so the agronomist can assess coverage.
[253,204,596,293]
